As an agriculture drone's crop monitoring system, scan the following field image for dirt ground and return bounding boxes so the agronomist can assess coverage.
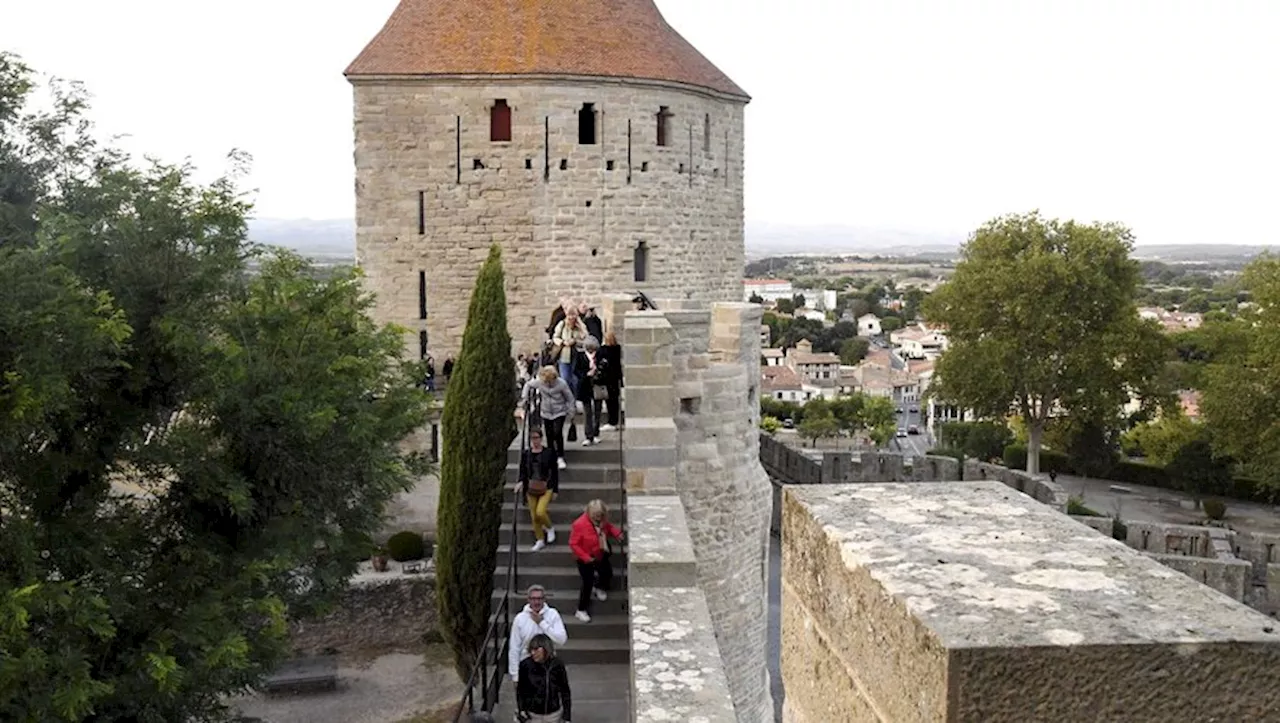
[229,644,462,723]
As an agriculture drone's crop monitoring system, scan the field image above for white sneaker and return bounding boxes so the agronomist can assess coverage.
[600,424,616,432]
[593,588,608,602]
[546,527,556,543]
[531,540,546,552]
[582,438,593,447]
[557,458,567,470]
[574,610,591,623]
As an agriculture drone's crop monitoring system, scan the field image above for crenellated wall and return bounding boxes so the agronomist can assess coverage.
[618,299,774,723]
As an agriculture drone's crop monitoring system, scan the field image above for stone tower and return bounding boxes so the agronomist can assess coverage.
[346,0,750,359]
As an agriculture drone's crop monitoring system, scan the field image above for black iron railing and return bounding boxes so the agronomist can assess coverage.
[453,393,531,722]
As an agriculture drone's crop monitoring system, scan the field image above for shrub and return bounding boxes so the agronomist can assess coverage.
[759,415,781,434]
[940,421,1012,461]
[435,244,517,681]
[386,531,426,561]
[1112,518,1129,541]
[1067,496,1103,517]
[1002,443,1071,474]
[928,446,966,466]
[1110,460,1171,489]
[1203,499,1227,521]
[1003,443,1027,470]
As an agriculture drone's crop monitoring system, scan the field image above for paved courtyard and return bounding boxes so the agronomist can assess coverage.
[1061,473,1280,535]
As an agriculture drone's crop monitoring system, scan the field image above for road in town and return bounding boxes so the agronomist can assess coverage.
[890,404,934,457]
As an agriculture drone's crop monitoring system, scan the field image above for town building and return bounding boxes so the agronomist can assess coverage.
[743,278,794,304]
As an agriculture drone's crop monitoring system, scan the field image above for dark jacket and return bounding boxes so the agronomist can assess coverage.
[518,447,559,495]
[517,655,572,720]
[598,344,623,387]
[583,314,604,344]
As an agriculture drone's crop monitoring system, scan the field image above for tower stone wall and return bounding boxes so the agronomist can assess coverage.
[351,78,746,359]
[620,299,775,723]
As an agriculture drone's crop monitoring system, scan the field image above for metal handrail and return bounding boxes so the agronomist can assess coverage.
[453,392,532,722]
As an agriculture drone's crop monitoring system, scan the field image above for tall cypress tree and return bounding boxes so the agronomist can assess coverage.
[435,244,516,680]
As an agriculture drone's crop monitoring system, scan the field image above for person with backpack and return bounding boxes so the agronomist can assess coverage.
[517,428,560,551]
[516,634,572,723]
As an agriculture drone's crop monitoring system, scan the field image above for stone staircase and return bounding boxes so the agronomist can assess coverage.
[488,423,630,722]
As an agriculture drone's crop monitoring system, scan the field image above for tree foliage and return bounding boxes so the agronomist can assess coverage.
[1200,256,1280,490]
[435,244,517,680]
[939,421,1013,461]
[838,337,869,365]
[0,54,430,722]
[923,211,1170,473]
[1121,413,1203,467]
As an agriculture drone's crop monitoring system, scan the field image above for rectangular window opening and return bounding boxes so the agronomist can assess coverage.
[418,271,427,320]
[634,241,649,283]
[703,113,711,153]
[656,106,671,147]
[417,191,425,235]
[418,330,428,360]
[579,103,597,144]
[490,99,512,142]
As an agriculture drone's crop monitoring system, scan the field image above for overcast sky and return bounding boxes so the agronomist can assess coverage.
[3,1,1277,245]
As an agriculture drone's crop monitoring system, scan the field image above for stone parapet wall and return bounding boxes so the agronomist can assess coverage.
[353,79,747,358]
[288,572,437,656]
[628,494,737,722]
[782,482,1280,722]
[759,434,822,484]
[1069,514,1115,538]
[1148,552,1252,602]
[1124,521,1234,557]
[964,459,1069,512]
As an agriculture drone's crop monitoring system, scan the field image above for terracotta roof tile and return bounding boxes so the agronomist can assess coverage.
[346,0,749,99]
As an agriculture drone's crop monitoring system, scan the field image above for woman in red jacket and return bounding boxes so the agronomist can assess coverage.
[568,499,623,623]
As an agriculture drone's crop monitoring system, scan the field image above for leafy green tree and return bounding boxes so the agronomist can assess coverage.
[1201,256,1280,490]
[1121,413,1203,466]
[1168,439,1233,501]
[838,337,870,365]
[793,293,807,309]
[923,211,1170,473]
[798,412,839,446]
[879,316,903,333]
[435,244,517,680]
[774,297,796,315]
[0,54,430,722]
[861,396,899,446]
[939,421,1013,461]
[748,293,764,304]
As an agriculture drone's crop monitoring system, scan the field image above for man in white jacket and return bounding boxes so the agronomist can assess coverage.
[509,584,569,682]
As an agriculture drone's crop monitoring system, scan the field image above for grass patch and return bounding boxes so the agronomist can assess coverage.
[1066,496,1103,517]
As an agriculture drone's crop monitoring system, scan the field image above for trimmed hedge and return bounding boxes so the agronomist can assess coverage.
[1001,444,1071,474]
[386,531,426,562]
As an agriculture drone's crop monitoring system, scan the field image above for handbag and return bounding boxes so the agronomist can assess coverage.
[593,385,608,401]
[527,477,548,496]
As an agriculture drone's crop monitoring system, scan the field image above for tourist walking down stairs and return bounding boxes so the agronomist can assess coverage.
[509,585,568,683]
[516,634,573,723]
[568,499,623,623]
[519,366,575,470]
[518,428,560,551]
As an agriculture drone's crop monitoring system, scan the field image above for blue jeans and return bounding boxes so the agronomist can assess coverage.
[558,361,578,396]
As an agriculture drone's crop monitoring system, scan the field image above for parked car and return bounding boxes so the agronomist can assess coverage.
[783,418,794,429]
[909,406,919,413]
[908,425,920,435]
[896,428,908,438]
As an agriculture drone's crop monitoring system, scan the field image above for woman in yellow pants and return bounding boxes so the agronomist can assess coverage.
[518,428,560,551]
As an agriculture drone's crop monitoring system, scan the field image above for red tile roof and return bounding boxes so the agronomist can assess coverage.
[345,0,749,99]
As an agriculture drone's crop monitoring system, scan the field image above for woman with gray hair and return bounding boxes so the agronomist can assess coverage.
[575,336,604,447]
[518,366,575,470]
[516,633,572,722]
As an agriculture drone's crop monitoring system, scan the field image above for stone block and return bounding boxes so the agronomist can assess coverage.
[628,496,698,588]
[1149,552,1252,602]
[625,446,678,470]
[783,482,1280,723]
[1069,514,1115,538]
[625,386,676,419]
[621,417,678,450]
[631,587,737,723]
[624,363,674,389]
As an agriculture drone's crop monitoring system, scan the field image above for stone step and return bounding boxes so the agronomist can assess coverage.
[493,588,628,617]
[503,462,624,486]
[500,501,625,525]
[494,563,628,591]
[488,664,631,723]
[498,523,628,548]
[495,545,628,568]
[489,609,630,640]
[507,440,623,466]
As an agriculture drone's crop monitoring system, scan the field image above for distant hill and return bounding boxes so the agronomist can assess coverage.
[248,218,355,257]
[247,217,1275,266]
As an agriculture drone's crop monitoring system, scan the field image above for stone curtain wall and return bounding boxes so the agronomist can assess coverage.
[964,460,1069,512]
[288,573,438,656]
[781,482,1280,722]
[352,79,747,359]
[620,303,774,723]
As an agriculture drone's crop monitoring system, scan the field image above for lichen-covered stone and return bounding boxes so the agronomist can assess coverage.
[783,481,1280,722]
[631,587,736,723]
[629,495,698,588]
